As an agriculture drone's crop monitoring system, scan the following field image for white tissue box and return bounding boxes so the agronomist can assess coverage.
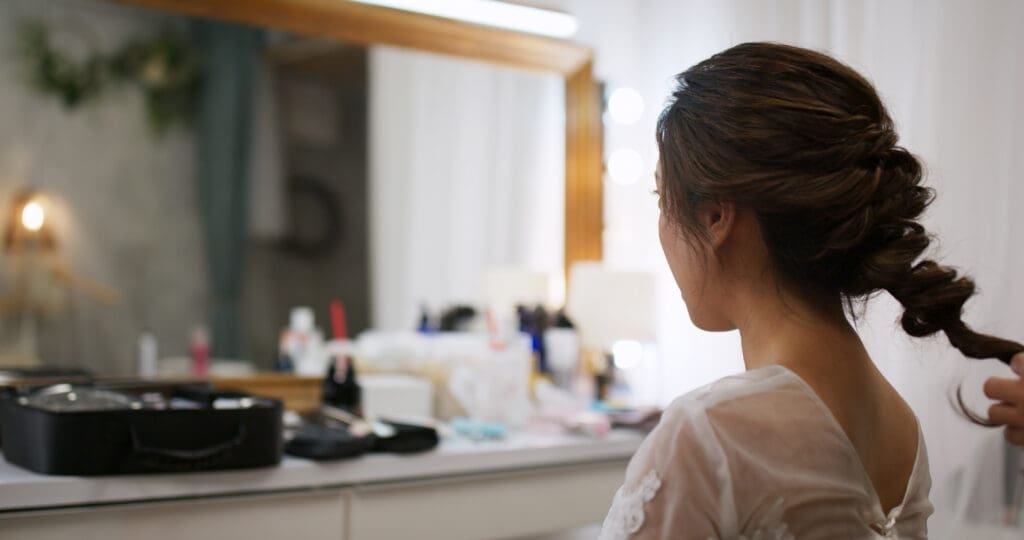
[358,373,434,420]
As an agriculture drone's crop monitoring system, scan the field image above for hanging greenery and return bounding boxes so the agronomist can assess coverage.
[17,20,201,136]
[18,22,105,108]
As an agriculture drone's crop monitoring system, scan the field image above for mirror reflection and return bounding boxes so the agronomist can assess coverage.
[0,0,565,375]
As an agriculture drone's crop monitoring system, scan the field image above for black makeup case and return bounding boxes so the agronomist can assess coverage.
[0,382,283,475]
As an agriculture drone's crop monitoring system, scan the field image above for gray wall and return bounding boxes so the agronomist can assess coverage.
[0,0,205,374]
[0,0,372,374]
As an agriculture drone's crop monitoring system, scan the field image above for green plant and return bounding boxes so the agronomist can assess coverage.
[17,20,201,135]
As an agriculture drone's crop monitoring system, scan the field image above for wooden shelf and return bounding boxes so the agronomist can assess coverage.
[211,373,323,413]
[1,372,324,414]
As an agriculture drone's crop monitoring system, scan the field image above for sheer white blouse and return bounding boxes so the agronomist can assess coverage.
[600,365,932,539]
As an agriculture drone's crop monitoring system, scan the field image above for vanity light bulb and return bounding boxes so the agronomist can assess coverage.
[608,88,644,125]
[607,149,644,186]
[21,201,45,232]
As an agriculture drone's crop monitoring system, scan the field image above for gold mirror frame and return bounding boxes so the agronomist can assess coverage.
[111,0,604,280]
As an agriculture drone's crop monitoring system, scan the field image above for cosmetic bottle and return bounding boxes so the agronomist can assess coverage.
[190,327,210,377]
[138,331,158,378]
[323,300,362,414]
[285,307,325,375]
[417,305,434,333]
[324,356,362,415]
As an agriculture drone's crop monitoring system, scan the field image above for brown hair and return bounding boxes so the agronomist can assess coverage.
[657,42,1023,367]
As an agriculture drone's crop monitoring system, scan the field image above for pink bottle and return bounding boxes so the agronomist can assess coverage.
[190,327,210,377]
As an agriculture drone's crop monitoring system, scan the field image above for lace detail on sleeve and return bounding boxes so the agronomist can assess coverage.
[599,470,663,540]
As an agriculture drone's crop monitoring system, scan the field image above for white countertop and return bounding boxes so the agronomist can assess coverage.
[0,429,644,513]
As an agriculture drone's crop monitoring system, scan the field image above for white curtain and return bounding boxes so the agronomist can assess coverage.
[368,47,565,331]
[541,0,1024,533]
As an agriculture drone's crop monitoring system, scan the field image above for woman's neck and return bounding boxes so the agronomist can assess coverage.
[733,284,868,373]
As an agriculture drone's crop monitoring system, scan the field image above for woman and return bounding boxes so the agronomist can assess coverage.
[599,42,1024,539]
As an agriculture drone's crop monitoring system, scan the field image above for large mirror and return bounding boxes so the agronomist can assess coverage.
[0,0,601,375]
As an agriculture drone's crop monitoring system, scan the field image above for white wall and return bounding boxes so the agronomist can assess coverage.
[537,0,1024,528]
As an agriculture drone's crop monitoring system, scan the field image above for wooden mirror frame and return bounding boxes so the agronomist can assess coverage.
[112,0,604,279]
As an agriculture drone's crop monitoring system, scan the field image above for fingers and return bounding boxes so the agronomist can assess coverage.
[983,377,1024,404]
[1006,427,1024,447]
[988,403,1024,428]
[983,354,1024,447]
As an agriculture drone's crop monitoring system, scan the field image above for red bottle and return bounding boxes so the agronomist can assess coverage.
[190,327,210,377]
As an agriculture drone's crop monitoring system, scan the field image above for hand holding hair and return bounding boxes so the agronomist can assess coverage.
[985,353,1024,447]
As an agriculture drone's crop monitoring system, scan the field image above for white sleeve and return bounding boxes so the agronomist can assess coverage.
[600,400,736,540]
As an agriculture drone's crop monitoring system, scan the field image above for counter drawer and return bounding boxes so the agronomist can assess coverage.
[0,489,347,540]
[346,460,626,540]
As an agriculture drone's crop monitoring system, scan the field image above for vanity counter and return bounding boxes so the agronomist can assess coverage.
[0,429,644,539]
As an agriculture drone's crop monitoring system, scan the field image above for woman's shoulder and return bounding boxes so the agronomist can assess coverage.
[625,368,800,468]
[603,366,817,539]
[651,364,836,459]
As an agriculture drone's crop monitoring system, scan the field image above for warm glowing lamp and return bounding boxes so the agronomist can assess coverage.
[21,201,45,232]
[4,190,56,251]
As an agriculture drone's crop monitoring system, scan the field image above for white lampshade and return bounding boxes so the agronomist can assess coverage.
[566,262,656,351]
[480,267,553,317]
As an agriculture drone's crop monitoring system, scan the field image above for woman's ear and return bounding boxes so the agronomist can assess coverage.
[706,200,737,249]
